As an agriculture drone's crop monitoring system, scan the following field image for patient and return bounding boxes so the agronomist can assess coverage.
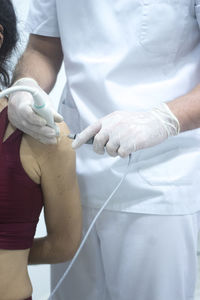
[0,1,82,300]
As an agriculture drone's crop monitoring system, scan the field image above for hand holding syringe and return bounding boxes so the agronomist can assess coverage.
[67,133,94,144]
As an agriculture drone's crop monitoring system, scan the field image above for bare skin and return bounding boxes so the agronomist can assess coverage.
[12,35,63,93]
[0,98,82,300]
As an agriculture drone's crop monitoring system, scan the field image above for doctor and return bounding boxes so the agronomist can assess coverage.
[8,1,200,299]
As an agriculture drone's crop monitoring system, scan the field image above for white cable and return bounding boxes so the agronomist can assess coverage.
[48,154,132,300]
[0,86,59,134]
[0,85,37,99]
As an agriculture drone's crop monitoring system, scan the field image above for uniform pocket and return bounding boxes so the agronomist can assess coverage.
[138,0,188,56]
[58,86,81,133]
[136,142,195,186]
[195,1,200,28]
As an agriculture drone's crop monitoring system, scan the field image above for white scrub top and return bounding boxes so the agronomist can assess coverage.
[26,0,200,215]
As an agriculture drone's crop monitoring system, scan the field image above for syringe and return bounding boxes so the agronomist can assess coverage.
[67,133,94,144]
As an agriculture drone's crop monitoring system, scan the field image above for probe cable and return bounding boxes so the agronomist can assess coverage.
[48,153,132,299]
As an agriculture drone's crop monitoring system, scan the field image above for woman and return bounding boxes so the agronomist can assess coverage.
[0,1,82,300]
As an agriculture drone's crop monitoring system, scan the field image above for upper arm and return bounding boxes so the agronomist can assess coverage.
[37,123,82,251]
[13,0,63,88]
[26,34,63,74]
[12,34,63,91]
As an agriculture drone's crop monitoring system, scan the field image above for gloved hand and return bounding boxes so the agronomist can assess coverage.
[8,77,63,144]
[72,103,180,157]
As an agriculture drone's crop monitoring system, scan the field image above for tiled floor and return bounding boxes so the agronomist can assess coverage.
[195,254,200,299]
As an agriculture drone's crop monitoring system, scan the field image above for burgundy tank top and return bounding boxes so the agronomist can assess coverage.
[0,107,43,250]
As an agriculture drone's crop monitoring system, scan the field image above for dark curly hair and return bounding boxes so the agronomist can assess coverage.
[0,0,18,87]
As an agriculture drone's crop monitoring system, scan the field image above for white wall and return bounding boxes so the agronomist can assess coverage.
[12,1,66,299]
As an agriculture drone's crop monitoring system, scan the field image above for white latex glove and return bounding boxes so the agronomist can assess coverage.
[72,103,180,157]
[8,77,63,144]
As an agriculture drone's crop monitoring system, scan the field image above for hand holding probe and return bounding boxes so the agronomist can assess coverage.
[0,85,60,135]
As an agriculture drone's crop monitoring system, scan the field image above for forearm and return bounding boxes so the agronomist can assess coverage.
[12,50,56,93]
[28,236,72,265]
[12,35,63,93]
[167,83,200,132]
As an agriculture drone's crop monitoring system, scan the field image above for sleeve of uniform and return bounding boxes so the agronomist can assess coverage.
[25,0,60,37]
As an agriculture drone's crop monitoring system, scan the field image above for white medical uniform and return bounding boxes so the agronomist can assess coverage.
[26,1,200,299]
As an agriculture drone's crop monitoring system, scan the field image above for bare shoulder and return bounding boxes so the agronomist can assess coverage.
[23,121,75,168]
[0,98,8,112]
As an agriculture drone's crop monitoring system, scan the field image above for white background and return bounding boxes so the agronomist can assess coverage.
[12,1,66,299]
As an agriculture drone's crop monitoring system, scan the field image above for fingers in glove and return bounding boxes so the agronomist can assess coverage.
[117,139,136,158]
[26,127,58,144]
[93,129,109,154]
[53,111,64,123]
[72,121,101,149]
[105,138,120,157]
[9,104,47,128]
[27,106,48,126]
[26,123,57,138]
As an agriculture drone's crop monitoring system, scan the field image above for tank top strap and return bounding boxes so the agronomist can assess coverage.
[0,107,9,143]
[0,106,23,147]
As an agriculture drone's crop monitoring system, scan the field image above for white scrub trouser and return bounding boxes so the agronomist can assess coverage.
[51,207,200,300]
